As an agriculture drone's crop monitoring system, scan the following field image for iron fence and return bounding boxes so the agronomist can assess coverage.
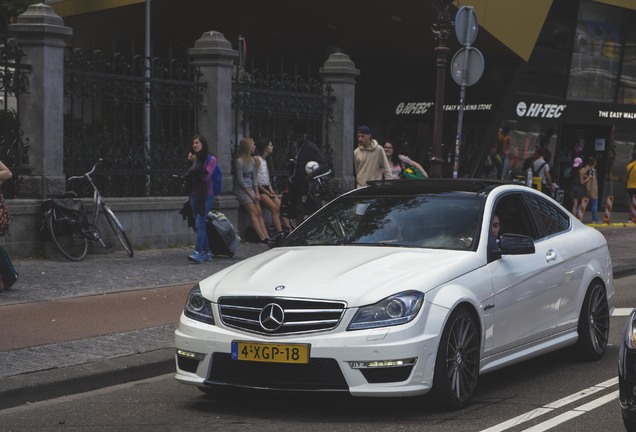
[232,63,335,192]
[63,49,205,197]
[0,38,31,198]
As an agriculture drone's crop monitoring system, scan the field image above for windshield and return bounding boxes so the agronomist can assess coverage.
[284,194,482,250]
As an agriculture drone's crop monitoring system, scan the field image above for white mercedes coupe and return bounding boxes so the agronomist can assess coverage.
[174,179,614,410]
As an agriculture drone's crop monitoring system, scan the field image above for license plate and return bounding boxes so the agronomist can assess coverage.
[231,341,310,364]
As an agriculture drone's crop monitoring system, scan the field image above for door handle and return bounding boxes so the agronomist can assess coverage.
[546,249,557,262]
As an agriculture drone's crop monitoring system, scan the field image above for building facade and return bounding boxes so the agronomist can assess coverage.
[46,0,636,208]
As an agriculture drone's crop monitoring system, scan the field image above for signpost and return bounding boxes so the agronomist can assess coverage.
[451,6,484,179]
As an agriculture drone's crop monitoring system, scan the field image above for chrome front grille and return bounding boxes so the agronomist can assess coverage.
[218,296,346,335]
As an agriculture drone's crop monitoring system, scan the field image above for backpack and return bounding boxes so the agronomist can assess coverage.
[212,161,222,195]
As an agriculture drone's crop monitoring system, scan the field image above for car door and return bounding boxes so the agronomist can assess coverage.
[487,193,565,355]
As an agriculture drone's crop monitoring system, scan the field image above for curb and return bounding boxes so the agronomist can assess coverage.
[0,348,174,410]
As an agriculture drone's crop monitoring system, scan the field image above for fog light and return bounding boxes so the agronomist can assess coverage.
[348,358,417,369]
[177,349,205,361]
[632,385,636,397]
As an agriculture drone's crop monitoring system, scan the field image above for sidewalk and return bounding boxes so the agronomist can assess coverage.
[0,241,269,409]
[1,214,636,409]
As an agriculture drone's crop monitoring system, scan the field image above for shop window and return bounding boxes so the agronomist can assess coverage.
[517,0,575,98]
[618,28,636,105]
[567,1,623,102]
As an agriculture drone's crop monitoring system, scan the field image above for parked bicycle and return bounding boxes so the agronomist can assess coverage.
[42,159,134,261]
[280,169,337,230]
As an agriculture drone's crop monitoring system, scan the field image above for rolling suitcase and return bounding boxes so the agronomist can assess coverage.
[206,211,239,257]
[0,244,18,291]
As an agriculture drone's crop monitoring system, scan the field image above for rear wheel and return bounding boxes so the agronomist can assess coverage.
[103,205,134,257]
[47,212,88,261]
[432,306,480,410]
[575,280,609,360]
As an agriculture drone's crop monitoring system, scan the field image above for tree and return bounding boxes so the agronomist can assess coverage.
[0,0,36,37]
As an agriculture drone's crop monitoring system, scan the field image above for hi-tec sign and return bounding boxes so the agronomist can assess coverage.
[395,102,492,115]
[516,101,566,118]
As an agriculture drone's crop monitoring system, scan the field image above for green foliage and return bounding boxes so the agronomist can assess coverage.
[0,0,37,37]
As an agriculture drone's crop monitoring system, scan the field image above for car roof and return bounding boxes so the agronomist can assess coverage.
[354,178,511,197]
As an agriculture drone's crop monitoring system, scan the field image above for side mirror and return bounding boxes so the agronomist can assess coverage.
[495,233,536,255]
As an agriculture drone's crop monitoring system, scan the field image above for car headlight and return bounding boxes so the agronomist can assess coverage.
[184,284,215,325]
[626,311,636,350]
[348,290,424,330]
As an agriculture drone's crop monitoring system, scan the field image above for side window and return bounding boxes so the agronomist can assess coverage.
[493,194,534,238]
[523,193,570,239]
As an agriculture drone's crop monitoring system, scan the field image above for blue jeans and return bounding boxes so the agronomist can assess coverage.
[190,194,214,253]
[590,198,598,222]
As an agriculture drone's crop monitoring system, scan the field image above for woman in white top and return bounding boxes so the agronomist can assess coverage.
[383,141,428,179]
[254,138,289,233]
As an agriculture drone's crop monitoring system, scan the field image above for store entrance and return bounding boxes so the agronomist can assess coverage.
[557,124,612,212]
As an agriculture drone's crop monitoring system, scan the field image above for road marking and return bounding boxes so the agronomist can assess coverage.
[479,377,618,432]
[521,392,618,432]
[613,307,633,317]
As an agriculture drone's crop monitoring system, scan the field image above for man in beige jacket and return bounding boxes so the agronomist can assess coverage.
[353,125,392,188]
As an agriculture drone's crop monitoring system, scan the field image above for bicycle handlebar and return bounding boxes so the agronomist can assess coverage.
[313,169,332,181]
[67,159,103,181]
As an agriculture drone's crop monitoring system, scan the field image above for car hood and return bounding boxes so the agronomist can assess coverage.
[200,246,480,307]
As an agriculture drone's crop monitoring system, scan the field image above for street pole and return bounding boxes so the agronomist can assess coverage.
[144,0,151,194]
[430,0,452,178]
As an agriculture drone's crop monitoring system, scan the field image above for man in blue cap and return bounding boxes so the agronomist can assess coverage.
[353,125,392,188]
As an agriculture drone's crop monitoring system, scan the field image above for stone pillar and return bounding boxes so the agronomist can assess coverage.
[189,31,238,193]
[320,53,359,192]
[10,3,72,198]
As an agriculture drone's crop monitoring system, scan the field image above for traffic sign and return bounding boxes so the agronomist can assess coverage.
[455,6,478,46]
[451,47,484,86]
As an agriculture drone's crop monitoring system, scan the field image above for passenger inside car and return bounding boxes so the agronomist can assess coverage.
[493,196,533,238]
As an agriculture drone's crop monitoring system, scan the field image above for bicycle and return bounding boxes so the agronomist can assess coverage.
[280,169,337,231]
[42,159,134,261]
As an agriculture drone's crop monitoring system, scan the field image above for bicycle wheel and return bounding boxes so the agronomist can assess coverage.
[46,211,88,261]
[102,204,134,257]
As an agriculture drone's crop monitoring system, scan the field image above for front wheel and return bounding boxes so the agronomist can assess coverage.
[102,204,134,257]
[431,306,480,410]
[46,211,88,261]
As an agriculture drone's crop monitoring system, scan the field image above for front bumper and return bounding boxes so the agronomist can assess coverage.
[174,302,448,397]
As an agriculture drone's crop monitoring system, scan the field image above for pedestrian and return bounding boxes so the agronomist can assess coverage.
[287,124,327,223]
[353,125,392,188]
[383,140,428,179]
[254,138,290,234]
[569,157,587,218]
[184,134,216,263]
[584,156,599,223]
[0,159,13,292]
[499,126,512,179]
[233,137,269,244]
[532,147,554,197]
[627,153,636,217]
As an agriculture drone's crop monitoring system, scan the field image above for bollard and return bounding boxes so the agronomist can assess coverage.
[603,195,614,224]
[578,197,589,221]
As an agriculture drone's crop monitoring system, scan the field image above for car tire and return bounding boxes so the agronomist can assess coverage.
[431,305,480,410]
[574,280,610,361]
[624,414,636,432]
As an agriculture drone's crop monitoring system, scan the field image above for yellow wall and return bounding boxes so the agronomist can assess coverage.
[455,0,553,61]
[457,0,636,61]
[46,0,144,17]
